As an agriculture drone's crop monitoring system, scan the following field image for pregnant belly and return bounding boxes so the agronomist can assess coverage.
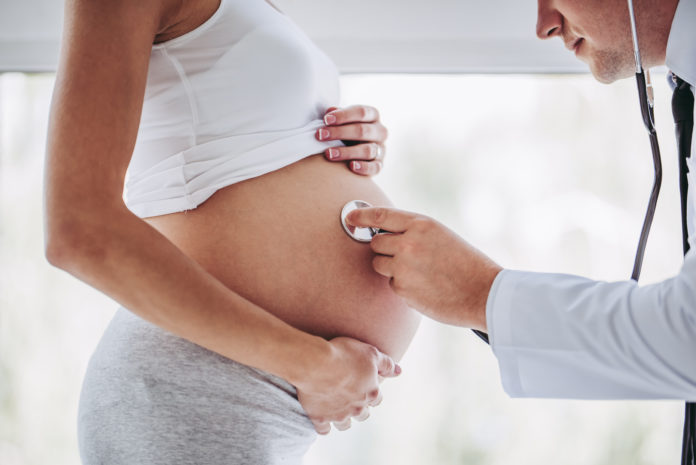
[143,155,420,360]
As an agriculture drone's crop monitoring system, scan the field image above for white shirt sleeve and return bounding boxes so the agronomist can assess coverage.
[487,252,696,400]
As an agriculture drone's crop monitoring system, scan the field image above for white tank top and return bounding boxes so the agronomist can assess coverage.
[124,0,344,218]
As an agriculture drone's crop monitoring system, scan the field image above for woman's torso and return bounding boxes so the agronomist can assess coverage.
[136,0,420,359]
[145,156,419,359]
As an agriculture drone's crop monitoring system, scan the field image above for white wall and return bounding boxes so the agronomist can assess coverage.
[0,0,63,72]
[0,0,585,73]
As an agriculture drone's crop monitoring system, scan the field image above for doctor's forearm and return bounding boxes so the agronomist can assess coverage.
[486,265,696,399]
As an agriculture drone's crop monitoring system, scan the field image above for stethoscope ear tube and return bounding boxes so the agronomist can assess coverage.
[627,0,663,283]
[636,71,657,133]
[630,121,662,282]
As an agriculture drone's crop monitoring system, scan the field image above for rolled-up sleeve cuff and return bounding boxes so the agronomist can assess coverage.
[485,269,525,396]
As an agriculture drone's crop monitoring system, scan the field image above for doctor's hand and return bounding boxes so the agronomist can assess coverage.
[295,336,398,435]
[346,207,502,331]
[317,105,387,176]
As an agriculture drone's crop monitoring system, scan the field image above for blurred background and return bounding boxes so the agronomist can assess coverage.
[0,0,688,464]
[1,71,686,465]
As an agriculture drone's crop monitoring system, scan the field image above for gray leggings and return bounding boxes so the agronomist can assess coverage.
[78,307,316,465]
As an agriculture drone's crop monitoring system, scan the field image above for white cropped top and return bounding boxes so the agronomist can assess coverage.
[124,0,344,218]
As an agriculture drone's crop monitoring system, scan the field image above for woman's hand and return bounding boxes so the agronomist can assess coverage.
[316,105,388,176]
[294,337,400,434]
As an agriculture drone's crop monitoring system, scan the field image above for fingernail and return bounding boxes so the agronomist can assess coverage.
[324,113,337,125]
[318,128,330,140]
[327,148,339,159]
[352,161,361,170]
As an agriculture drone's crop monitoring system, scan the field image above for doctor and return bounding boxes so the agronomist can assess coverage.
[346,0,696,445]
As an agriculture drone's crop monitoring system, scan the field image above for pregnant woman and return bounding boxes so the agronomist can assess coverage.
[44,0,420,463]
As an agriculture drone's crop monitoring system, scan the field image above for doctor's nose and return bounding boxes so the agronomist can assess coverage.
[536,1,563,39]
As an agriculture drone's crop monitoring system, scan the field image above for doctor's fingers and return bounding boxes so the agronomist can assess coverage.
[370,231,401,256]
[372,255,395,279]
[345,207,416,234]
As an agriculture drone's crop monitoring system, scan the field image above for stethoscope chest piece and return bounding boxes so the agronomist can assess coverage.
[340,200,379,242]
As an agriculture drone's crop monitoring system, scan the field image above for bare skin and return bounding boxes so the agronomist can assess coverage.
[144,154,419,357]
[345,0,680,329]
[44,0,417,435]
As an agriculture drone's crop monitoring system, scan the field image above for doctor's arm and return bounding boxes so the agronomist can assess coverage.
[346,207,696,400]
[488,262,696,399]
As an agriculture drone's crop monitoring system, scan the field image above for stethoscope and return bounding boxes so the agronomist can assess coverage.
[339,2,694,462]
[340,200,384,242]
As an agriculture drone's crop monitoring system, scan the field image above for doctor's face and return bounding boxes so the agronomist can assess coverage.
[536,0,673,83]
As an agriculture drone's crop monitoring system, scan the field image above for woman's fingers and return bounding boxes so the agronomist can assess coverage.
[375,351,401,378]
[319,105,388,178]
[333,418,352,431]
[312,420,332,435]
[353,408,370,422]
[324,143,385,176]
[295,337,398,435]
[369,390,384,407]
[325,143,384,162]
[348,160,383,176]
[324,105,380,125]
[317,122,387,144]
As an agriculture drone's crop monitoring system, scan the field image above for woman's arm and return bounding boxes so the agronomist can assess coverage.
[44,0,398,434]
